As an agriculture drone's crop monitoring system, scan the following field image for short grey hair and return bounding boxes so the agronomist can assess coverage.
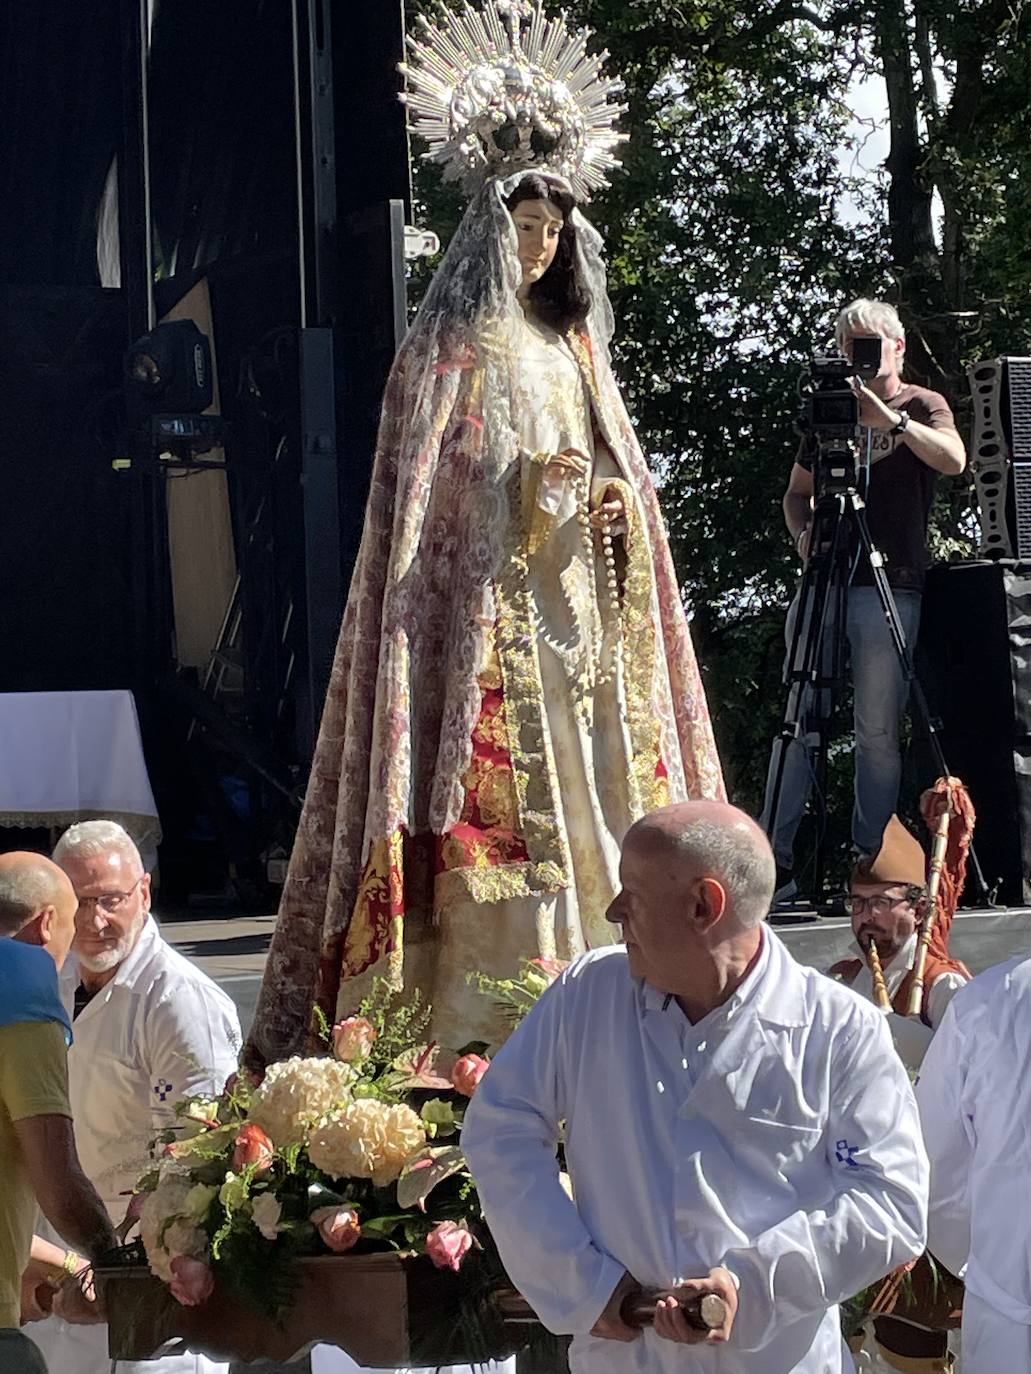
[639,815,776,928]
[0,858,68,936]
[835,297,905,349]
[53,820,145,875]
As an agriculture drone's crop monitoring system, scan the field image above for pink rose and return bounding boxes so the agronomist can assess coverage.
[310,1205,362,1253]
[426,1221,474,1272]
[168,1255,215,1307]
[450,1054,489,1097]
[233,1123,275,1176]
[332,1016,378,1062]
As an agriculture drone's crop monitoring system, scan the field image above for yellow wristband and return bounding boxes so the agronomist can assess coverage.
[46,1250,84,1289]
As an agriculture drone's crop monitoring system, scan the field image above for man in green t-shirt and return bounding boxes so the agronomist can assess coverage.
[0,853,115,1373]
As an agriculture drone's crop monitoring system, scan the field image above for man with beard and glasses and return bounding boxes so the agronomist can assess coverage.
[829,812,970,1374]
[830,813,969,1069]
[30,821,240,1374]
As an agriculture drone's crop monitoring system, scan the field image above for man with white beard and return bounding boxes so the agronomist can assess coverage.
[30,821,241,1374]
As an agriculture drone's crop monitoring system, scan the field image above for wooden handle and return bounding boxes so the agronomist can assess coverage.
[867,939,891,1014]
[906,805,952,1017]
[621,1288,727,1331]
[495,1286,727,1333]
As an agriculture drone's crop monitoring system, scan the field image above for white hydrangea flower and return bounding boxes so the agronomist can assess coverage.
[139,1177,208,1283]
[249,1056,355,1147]
[308,1100,426,1187]
[164,1218,207,1263]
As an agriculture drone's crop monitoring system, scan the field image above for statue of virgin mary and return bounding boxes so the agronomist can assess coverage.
[248,2,723,1064]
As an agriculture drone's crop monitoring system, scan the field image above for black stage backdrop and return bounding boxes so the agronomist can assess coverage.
[1,0,408,887]
[0,0,298,693]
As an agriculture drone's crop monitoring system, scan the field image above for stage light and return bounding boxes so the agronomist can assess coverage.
[124,319,213,415]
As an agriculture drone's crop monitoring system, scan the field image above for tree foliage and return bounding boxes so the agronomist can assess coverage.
[403,0,1030,873]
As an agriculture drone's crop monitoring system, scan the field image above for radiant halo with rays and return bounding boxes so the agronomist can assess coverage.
[399,0,628,201]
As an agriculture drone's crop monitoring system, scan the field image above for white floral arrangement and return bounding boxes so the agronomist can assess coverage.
[120,988,493,1313]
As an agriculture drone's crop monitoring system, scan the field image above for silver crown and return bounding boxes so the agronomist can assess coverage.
[399,0,628,200]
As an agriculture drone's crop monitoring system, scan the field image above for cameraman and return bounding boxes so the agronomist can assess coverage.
[763,298,966,902]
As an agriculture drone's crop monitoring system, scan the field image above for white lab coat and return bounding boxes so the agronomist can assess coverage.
[915,953,1031,1373]
[463,927,928,1374]
[846,930,968,1070]
[33,915,241,1374]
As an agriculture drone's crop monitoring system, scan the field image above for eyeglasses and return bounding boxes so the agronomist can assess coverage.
[844,892,912,917]
[75,876,144,916]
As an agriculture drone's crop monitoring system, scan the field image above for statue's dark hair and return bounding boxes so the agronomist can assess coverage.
[504,174,592,334]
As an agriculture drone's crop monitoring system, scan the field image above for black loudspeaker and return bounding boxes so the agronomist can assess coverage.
[919,561,1031,905]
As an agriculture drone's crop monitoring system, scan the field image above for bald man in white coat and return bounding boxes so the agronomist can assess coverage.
[915,952,1031,1372]
[463,802,929,1374]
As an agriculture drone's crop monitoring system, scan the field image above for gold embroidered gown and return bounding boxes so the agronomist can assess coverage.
[427,313,636,1043]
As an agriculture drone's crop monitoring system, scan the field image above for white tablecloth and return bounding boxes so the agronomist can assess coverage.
[0,690,161,860]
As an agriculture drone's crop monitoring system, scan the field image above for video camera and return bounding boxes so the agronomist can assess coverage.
[797,336,882,494]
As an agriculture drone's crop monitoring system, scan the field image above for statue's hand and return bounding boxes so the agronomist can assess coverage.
[589,497,626,534]
[543,447,590,482]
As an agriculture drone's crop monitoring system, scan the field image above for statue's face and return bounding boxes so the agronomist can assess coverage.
[510,197,564,291]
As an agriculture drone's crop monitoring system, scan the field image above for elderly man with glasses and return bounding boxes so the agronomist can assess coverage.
[30,820,240,1374]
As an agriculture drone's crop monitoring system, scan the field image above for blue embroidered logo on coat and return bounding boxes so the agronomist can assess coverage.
[153,1078,174,1102]
[835,1139,860,1168]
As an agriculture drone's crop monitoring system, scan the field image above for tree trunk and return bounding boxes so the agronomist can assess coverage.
[873,1,936,270]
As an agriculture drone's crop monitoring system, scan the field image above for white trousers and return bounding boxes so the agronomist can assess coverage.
[311,1352,516,1374]
[29,1316,228,1374]
[31,1323,512,1374]
[963,1292,1031,1372]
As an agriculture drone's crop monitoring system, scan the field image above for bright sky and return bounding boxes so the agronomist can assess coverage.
[837,72,890,225]
[839,69,944,246]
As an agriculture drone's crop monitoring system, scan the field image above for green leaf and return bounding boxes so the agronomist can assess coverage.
[420,1098,460,1138]
[396,1145,467,1210]
[391,1043,456,1092]
[169,1123,237,1161]
[306,1181,348,1211]
[358,1212,411,1238]
[312,1003,332,1046]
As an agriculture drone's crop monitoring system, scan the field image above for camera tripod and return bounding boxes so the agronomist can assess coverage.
[763,452,989,908]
